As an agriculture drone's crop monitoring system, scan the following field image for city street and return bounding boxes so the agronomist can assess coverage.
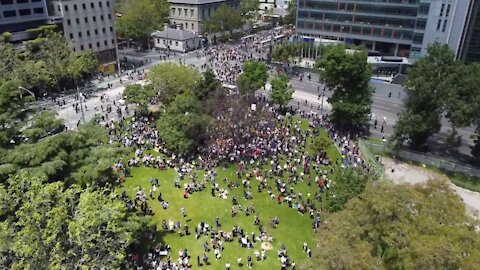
[47,39,477,164]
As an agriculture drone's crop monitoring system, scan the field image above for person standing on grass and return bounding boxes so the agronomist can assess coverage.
[181,207,186,217]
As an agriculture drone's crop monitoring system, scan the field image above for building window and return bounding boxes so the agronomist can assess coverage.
[190,9,194,17]
[172,8,175,15]
[442,20,448,32]
[111,39,115,44]
[32,0,41,2]
[57,4,60,12]
[64,4,69,11]
[104,40,108,46]
[178,9,180,16]
[80,45,84,50]
[33,8,44,14]
[82,3,86,9]
[86,30,90,36]
[109,26,113,32]
[191,23,194,29]
[106,1,110,7]
[76,18,80,24]
[413,33,424,44]
[185,23,188,29]
[78,32,82,37]
[100,15,104,20]
[85,17,88,23]
[69,33,73,39]
[67,19,71,25]
[446,4,451,17]
[108,13,111,19]
[73,4,77,11]
[175,41,178,46]
[97,41,100,47]
[17,0,28,3]
[89,43,92,49]
[99,2,102,8]
[102,28,106,33]
[95,29,98,34]
[184,9,187,16]
[440,4,445,17]
[0,0,13,4]
[93,16,96,21]
[91,2,94,8]
[436,19,442,31]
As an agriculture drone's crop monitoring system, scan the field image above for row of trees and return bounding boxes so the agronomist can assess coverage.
[393,44,480,160]
[0,37,147,268]
[116,0,260,46]
[0,31,97,95]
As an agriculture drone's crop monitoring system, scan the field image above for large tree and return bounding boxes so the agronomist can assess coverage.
[316,45,373,128]
[314,180,480,270]
[204,4,243,37]
[0,80,31,146]
[393,44,460,148]
[194,68,221,101]
[116,0,169,47]
[269,74,293,109]
[157,92,210,156]
[237,60,268,95]
[0,174,147,270]
[149,62,201,105]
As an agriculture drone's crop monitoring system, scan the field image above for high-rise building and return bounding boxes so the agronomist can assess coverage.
[459,0,480,62]
[0,0,62,42]
[296,0,475,60]
[48,0,118,71]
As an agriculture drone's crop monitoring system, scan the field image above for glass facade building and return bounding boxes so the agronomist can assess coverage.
[296,0,476,60]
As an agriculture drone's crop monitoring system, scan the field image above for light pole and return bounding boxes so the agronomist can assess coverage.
[319,86,326,115]
[76,84,86,124]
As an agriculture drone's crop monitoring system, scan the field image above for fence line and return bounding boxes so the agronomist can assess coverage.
[359,140,480,177]
[357,140,387,181]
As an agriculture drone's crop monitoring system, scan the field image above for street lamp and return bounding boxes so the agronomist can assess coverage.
[319,86,326,115]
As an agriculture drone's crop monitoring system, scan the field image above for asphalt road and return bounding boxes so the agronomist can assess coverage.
[49,40,477,163]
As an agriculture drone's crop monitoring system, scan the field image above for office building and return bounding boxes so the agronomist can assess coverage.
[168,0,241,34]
[459,0,480,62]
[296,0,475,60]
[48,0,118,72]
[0,0,61,42]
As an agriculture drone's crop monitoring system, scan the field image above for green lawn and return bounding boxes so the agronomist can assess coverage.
[120,123,338,269]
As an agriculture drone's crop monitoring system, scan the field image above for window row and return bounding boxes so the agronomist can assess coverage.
[2,7,43,17]
[301,1,418,17]
[298,11,416,29]
[74,39,116,51]
[0,0,41,4]
[67,27,114,38]
[60,1,110,12]
[66,14,112,25]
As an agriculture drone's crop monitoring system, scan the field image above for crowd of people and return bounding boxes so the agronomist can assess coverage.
[100,26,374,270]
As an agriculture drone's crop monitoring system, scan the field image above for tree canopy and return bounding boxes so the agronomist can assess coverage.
[314,180,480,270]
[0,174,147,270]
[157,92,210,156]
[316,45,373,128]
[149,62,201,105]
[116,0,169,42]
[204,4,243,36]
[269,74,294,109]
[393,43,480,151]
[237,60,268,95]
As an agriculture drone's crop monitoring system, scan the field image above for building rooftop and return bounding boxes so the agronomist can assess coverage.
[168,0,225,4]
[151,28,198,41]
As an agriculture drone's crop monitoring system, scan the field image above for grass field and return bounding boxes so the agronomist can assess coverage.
[120,118,339,269]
